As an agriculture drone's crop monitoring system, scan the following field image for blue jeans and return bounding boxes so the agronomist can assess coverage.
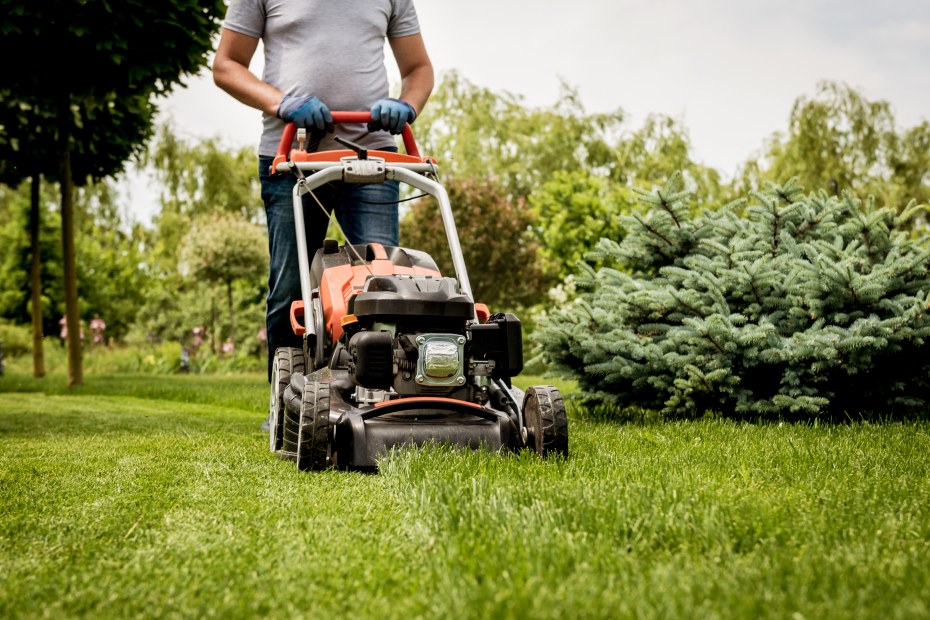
[259,153,400,380]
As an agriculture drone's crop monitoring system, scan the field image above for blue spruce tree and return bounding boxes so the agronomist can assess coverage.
[535,173,930,419]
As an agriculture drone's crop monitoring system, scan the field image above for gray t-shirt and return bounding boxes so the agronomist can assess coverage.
[223,0,421,156]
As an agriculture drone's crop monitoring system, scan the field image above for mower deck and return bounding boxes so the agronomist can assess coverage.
[283,367,518,470]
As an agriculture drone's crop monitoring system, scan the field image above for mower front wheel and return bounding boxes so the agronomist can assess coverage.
[296,377,331,471]
[522,386,568,458]
[269,347,305,453]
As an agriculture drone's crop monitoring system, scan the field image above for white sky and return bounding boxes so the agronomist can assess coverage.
[122,0,930,224]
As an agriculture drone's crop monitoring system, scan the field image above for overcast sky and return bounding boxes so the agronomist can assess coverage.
[124,0,930,223]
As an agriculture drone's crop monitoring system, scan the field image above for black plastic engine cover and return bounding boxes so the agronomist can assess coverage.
[468,313,523,377]
[349,276,474,321]
[348,331,394,389]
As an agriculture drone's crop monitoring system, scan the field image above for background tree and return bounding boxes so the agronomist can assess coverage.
[0,179,153,343]
[0,0,225,386]
[735,81,930,211]
[129,126,266,355]
[0,95,136,377]
[146,124,263,275]
[415,71,625,200]
[613,114,724,204]
[0,180,64,363]
[401,176,554,311]
[72,183,152,342]
[411,73,726,310]
[179,216,267,349]
[0,168,47,377]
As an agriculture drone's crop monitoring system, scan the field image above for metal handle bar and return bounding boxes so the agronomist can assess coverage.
[275,111,421,160]
[276,160,436,174]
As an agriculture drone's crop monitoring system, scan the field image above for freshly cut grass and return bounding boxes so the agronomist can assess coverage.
[1,372,929,619]
[0,371,267,412]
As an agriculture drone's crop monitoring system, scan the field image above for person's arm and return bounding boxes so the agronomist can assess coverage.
[212,28,282,116]
[389,33,434,115]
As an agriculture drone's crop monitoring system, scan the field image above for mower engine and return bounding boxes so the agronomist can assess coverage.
[341,275,523,405]
[313,244,523,408]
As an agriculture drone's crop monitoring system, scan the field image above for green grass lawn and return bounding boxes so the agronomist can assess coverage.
[1,371,929,619]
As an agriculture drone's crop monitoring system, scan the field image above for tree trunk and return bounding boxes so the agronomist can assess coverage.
[211,295,217,354]
[29,175,45,378]
[60,142,83,387]
[227,280,235,348]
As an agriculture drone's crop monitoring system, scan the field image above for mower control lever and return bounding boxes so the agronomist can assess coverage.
[334,136,368,160]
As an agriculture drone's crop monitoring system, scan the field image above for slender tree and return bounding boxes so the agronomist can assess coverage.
[28,176,45,376]
[0,0,225,385]
[0,172,47,378]
[179,216,267,349]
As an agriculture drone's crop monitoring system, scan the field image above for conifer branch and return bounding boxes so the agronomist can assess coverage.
[703,332,728,355]
[657,192,681,228]
[669,290,705,318]
[632,212,676,247]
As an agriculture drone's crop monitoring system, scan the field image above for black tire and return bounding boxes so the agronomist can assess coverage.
[269,347,305,453]
[522,386,569,458]
[296,377,331,471]
[281,381,302,461]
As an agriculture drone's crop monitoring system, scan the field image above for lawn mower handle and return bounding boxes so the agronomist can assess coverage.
[275,112,421,160]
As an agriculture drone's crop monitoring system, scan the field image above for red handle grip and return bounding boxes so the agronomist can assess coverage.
[274,111,420,160]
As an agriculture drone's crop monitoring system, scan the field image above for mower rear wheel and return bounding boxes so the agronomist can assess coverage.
[269,347,305,453]
[296,377,331,471]
[522,386,568,458]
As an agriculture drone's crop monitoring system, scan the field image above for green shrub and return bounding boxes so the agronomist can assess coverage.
[0,321,33,358]
[534,175,930,419]
[86,343,264,375]
[186,348,264,375]
[81,342,183,375]
[5,340,265,377]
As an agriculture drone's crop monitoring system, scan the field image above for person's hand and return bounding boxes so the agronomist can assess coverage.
[368,98,417,135]
[276,95,334,132]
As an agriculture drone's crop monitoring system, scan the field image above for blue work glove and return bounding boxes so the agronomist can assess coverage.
[276,95,334,132]
[368,98,417,135]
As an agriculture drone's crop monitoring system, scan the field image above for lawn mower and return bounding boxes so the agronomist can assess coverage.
[266,112,568,470]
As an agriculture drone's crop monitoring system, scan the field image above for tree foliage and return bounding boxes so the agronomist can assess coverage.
[415,71,624,199]
[145,124,263,274]
[0,182,62,336]
[0,178,152,342]
[88,126,271,358]
[400,176,554,311]
[613,113,723,202]
[73,186,152,342]
[179,215,267,347]
[147,123,263,222]
[529,171,632,280]
[0,0,225,184]
[535,174,930,419]
[739,81,930,211]
[180,216,267,287]
[412,73,723,306]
